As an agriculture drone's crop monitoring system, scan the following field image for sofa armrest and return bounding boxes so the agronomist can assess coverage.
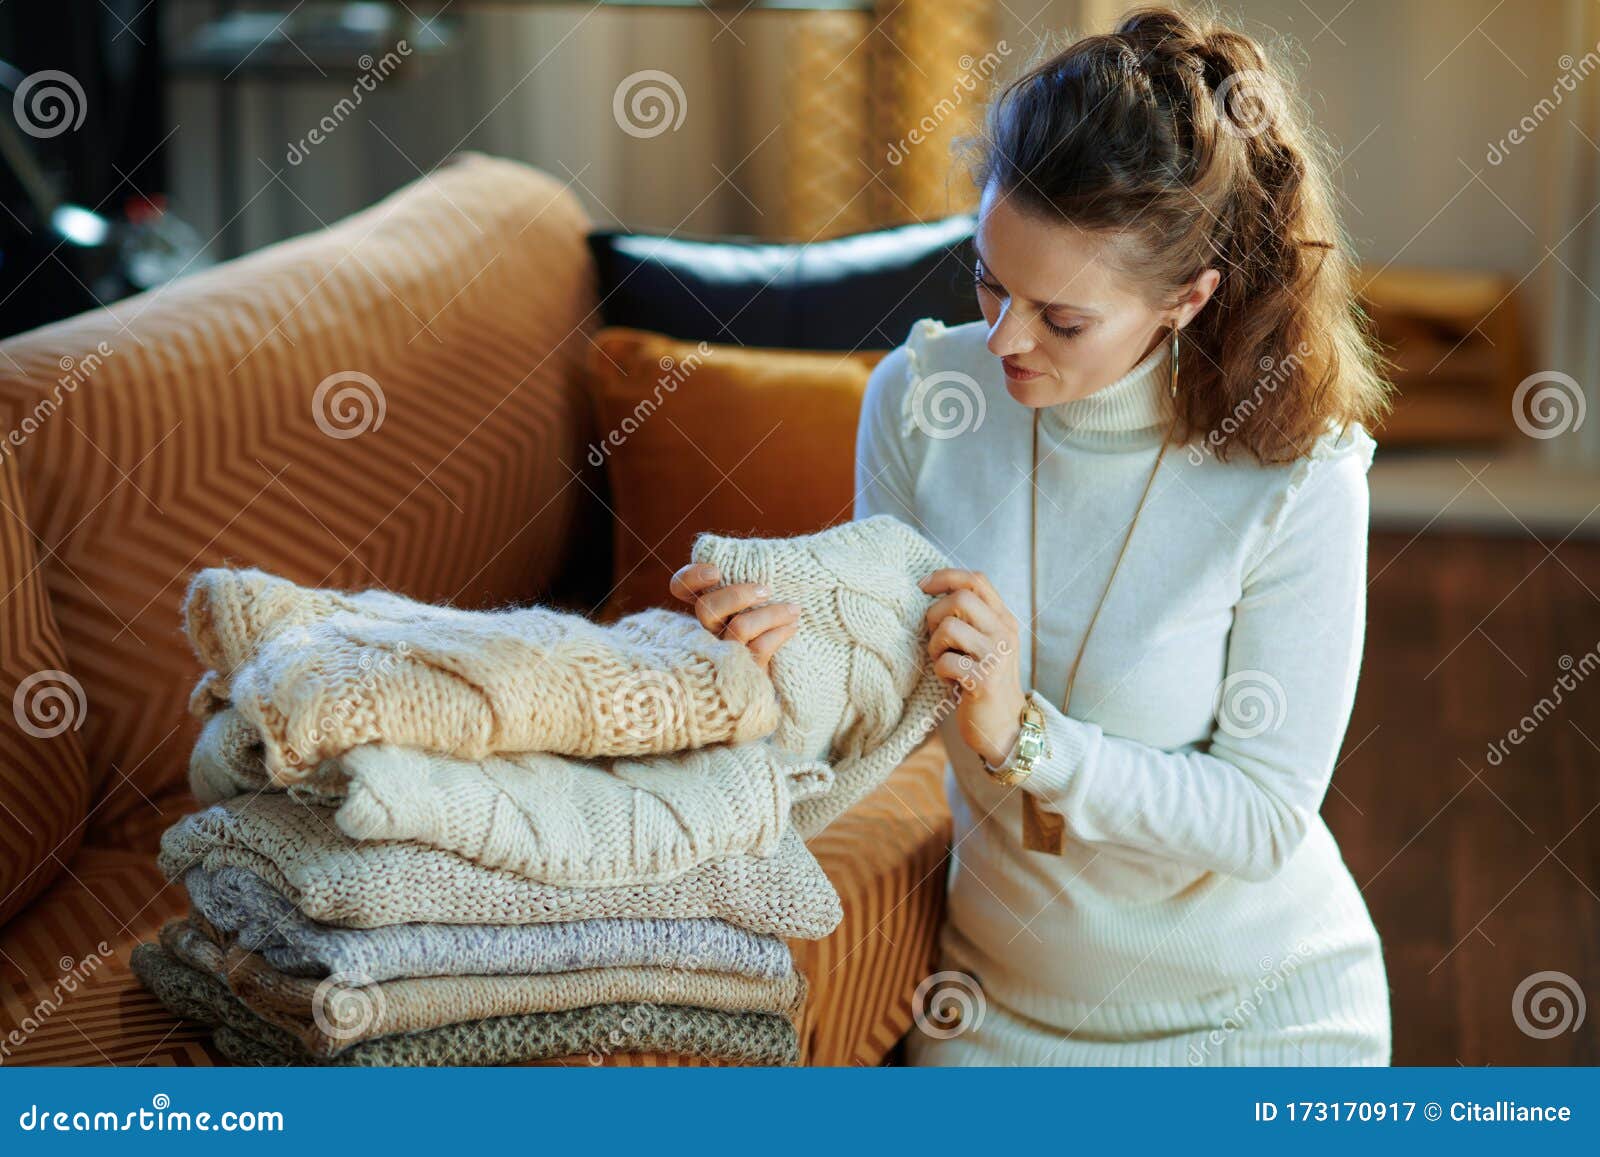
[0,153,606,837]
[791,736,952,1065]
[0,462,92,926]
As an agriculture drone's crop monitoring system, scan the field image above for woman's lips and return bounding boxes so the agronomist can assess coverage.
[1002,359,1043,382]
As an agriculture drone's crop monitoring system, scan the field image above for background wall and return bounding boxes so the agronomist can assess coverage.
[163,0,1597,462]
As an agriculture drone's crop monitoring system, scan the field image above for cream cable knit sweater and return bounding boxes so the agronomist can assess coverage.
[159,795,843,938]
[693,515,953,836]
[190,706,833,887]
[862,317,1389,1066]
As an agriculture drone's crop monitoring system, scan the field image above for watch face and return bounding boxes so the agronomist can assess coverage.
[1018,731,1046,761]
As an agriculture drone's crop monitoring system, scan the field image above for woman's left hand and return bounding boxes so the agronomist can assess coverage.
[919,568,1027,767]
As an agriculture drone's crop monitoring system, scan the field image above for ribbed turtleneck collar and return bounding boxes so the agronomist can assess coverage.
[1037,338,1172,443]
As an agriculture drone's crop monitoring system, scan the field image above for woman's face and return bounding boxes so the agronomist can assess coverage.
[973,182,1196,409]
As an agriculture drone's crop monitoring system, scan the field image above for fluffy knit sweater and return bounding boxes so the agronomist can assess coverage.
[183,570,781,778]
[130,942,799,1067]
[860,317,1389,1064]
[159,795,843,938]
[160,916,805,1059]
[182,864,797,982]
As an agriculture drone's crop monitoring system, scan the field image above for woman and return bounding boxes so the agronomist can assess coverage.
[671,6,1392,1066]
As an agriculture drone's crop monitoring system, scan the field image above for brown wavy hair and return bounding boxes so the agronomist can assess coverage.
[957,5,1391,464]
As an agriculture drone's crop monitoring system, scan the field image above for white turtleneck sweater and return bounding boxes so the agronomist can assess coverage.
[856,317,1390,1066]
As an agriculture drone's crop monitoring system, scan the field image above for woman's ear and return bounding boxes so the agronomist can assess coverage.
[1172,267,1222,330]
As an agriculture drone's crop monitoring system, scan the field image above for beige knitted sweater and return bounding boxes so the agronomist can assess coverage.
[161,917,806,1059]
[159,794,844,938]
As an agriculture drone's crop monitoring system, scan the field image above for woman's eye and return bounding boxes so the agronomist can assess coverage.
[1045,319,1084,340]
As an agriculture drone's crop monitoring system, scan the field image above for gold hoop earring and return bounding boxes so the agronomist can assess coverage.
[1168,325,1180,398]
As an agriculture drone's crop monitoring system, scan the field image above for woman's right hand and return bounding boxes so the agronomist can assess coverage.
[668,563,800,673]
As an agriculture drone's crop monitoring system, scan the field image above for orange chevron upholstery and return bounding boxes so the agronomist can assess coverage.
[0,464,93,928]
[0,153,605,844]
[0,155,953,1068]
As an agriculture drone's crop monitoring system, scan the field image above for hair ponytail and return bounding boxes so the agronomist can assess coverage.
[959,5,1391,464]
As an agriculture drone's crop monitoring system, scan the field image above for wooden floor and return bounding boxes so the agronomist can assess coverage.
[1331,530,1600,1065]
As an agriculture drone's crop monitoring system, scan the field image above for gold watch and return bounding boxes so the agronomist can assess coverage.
[985,695,1049,786]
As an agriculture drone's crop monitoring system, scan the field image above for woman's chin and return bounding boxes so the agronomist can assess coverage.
[1004,377,1059,407]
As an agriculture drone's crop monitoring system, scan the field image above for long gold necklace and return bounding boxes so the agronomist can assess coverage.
[1020,337,1179,855]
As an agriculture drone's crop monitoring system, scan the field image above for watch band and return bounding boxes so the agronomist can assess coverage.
[984,695,1048,786]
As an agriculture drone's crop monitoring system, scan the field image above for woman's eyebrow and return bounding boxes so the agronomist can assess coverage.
[972,238,1102,317]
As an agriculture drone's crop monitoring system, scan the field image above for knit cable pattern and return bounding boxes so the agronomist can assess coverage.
[693,513,954,836]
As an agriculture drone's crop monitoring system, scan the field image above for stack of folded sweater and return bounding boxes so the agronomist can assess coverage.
[134,515,952,1066]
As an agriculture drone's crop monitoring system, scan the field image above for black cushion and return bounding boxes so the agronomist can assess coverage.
[585,214,983,351]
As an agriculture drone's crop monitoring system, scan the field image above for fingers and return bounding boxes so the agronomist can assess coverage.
[690,581,772,635]
[924,588,1002,637]
[721,602,800,645]
[746,619,800,671]
[921,569,1019,635]
[927,615,992,666]
[668,562,722,604]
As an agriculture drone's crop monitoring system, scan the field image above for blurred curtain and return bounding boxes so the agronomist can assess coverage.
[778,0,1144,240]
[782,0,1000,239]
[1542,0,1600,467]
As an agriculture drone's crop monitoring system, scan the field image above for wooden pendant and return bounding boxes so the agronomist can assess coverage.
[1020,792,1067,855]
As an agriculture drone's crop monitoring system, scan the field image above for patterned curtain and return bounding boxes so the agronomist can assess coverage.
[783,0,1000,240]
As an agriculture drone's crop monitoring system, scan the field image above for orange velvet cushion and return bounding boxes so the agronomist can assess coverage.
[586,328,887,619]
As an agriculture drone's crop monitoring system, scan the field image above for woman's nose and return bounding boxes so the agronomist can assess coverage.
[985,305,1035,358]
